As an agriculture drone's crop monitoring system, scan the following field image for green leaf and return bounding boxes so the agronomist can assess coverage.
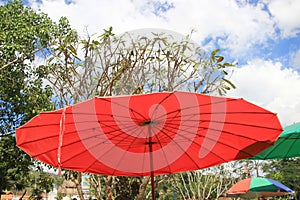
[222,78,236,89]
[211,48,220,57]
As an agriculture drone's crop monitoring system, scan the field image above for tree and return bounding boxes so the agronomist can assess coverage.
[0,0,61,197]
[0,144,61,200]
[262,158,300,199]
[42,27,236,200]
[168,163,241,200]
[25,165,62,200]
[0,0,55,136]
[234,159,264,178]
[0,135,32,199]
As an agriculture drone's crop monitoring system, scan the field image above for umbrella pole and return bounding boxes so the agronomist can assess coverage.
[150,156,155,200]
[148,126,156,200]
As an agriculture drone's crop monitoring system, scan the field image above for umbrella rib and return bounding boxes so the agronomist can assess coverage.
[27,119,276,162]
[154,108,205,170]
[31,121,255,164]
[284,142,297,159]
[29,120,143,162]
[161,123,269,161]
[165,122,231,162]
[157,113,281,131]
[71,122,148,173]
[61,123,143,166]
[151,125,173,174]
[159,120,279,143]
[283,134,300,158]
[17,123,116,146]
[16,117,119,132]
[18,113,142,129]
[255,139,283,159]
[72,92,175,173]
[111,132,153,176]
[158,125,205,169]
[18,116,144,145]
[154,126,202,172]
[97,97,149,122]
[252,133,300,159]
[109,127,147,175]
[275,137,299,159]
[152,98,255,120]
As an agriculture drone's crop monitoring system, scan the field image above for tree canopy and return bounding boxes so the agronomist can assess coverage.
[0,0,55,136]
[0,0,60,195]
[0,135,31,194]
[263,158,300,199]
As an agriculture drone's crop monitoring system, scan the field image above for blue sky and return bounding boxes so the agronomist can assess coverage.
[2,0,300,126]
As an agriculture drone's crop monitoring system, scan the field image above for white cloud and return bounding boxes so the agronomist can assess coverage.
[227,59,300,126]
[265,0,300,38]
[28,0,278,59]
[29,0,168,36]
[290,48,300,69]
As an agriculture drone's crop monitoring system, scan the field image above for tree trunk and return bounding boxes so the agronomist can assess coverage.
[137,177,150,200]
[90,175,103,200]
[71,172,85,200]
[105,176,113,200]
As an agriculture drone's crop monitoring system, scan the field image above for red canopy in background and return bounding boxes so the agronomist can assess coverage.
[16,91,283,200]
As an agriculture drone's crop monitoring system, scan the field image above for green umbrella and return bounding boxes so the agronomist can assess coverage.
[252,122,300,159]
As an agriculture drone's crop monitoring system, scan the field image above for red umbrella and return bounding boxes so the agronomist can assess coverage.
[16,91,282,200]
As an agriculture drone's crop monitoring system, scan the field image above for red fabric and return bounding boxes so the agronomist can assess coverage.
[16,91,282,176]
[227,178,251,194]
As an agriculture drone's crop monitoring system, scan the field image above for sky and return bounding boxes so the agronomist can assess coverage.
[2,0,299,127]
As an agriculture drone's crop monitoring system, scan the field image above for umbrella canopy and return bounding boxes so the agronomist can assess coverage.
[16,91,282,200]
[252,122,300,160]
[227,177,294,199]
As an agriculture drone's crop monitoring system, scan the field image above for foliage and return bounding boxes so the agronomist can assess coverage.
[0,0,61,198]
[0,144,58,199]
[89,175,146,200]
[43,27,235,107]
[168,163,240,200]
[0,135,32,195]
[234,160,265,178]
[262,158,300,199]
[0,0,55,136]
[26,169,61,200]
[113,177,141,200]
